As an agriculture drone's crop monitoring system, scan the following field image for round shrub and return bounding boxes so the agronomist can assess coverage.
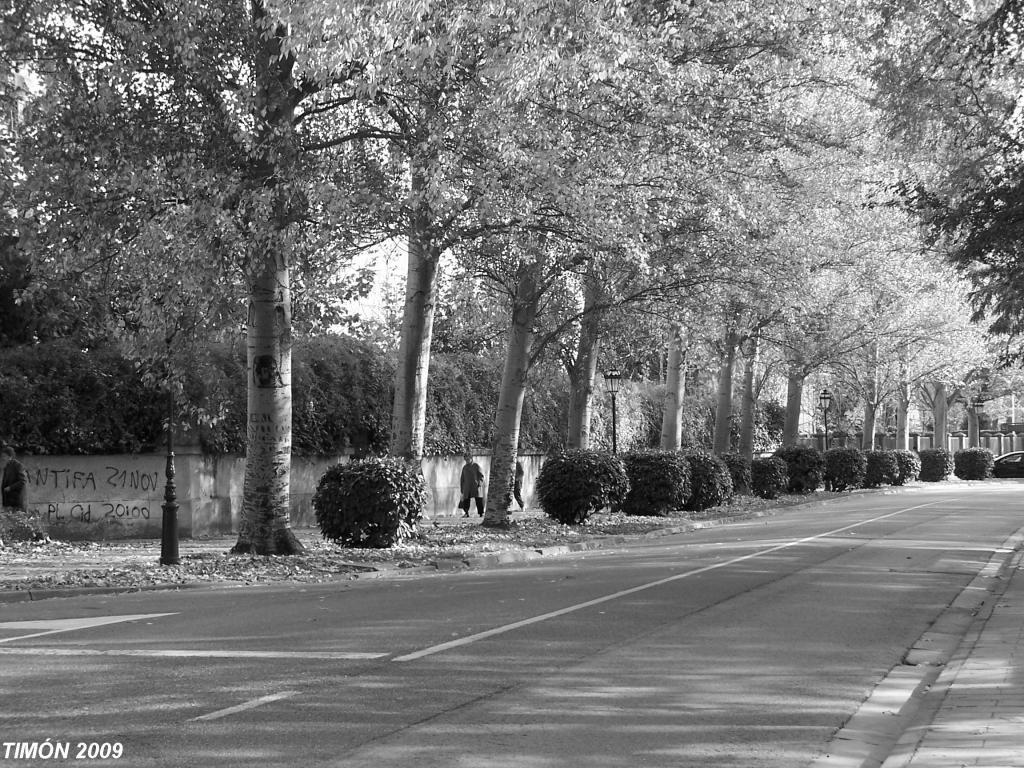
[824,447,867,491]
[536,450,630,525]
[620,451,691,516]
[919,448,954,482]
[892,450,921,485]
[865,450,900,488]
[720,453,752,495]
[750,456,789,499]
[683,453,734,511]
[773,446,825,493]
[954,448,994,480]
[313,457,426,548]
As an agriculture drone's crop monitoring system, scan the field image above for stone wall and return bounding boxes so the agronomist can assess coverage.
[20,451,543,541]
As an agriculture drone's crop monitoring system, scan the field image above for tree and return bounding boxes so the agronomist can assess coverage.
[868,1,1024,356]
[8,0,385,553]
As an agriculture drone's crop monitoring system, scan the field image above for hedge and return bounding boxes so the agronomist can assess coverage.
[919,448,954,482]
[954,448,994,480]
[864,450,900,488]
[824,447,866,491]
[0,337,568,457]
[892,450,921,485]
[750,456,789,499]
[312,457,426,547]
[536,450,630,525]
[774,446,824,493]
[720,453,752,495]
[620,451,691,516]
[683,453,734,511]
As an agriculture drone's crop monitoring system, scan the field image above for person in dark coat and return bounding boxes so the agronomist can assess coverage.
[1,446,28,511]
[513,460,525,514]
[458,453,485,517]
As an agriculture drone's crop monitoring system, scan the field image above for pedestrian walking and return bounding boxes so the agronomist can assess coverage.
[513,460,526,514]
[0,446,27,512]
[458,453,485,517]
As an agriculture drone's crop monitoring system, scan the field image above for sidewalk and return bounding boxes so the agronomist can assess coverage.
[881,549,1024,768]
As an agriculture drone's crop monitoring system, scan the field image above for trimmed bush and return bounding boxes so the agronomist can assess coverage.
[620,451,691,516]
[683,453,734,511]
[750,456,789,499]
[774,446,825,493]
[313,457,426,548]
[824,447,867,491]
[536,450,630,525]
[720,453,752,495]
[892,450,921,485]
[918,448,954,482]
[865,450,900,488]
[954,448,995,480]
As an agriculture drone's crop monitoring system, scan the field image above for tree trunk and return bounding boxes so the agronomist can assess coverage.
[233,247,304,554]
[390,179,439,461]
[862,342,880,451]
[232,8,303,555]
[660,322,685,451]
[737,335,759,462]
[933,381,949,451]
[712,330,738,455]
[967,407,980,447]
[862,401,877,451]
[782,364,805,447]
[483,260,543,528]
[895,380,910,450]
[566,276,603,449]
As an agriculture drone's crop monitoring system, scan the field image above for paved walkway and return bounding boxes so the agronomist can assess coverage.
[883,552,1024,767]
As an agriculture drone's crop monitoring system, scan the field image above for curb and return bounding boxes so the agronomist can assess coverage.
[807,525,1024,768]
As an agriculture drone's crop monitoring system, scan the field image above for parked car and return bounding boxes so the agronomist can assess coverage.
[992,452,1024,478]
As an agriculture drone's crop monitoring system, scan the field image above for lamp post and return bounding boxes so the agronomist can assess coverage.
[160,385,179,566]
[818,388,833,451]
[604,369,622,454]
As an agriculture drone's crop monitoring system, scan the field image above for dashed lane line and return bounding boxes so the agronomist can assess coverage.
[189,691,300,722]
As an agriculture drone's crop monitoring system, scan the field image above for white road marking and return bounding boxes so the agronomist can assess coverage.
[0,648,386,659]
[393,500,959,662]
[0,613,177,643]
[189,691,300,722]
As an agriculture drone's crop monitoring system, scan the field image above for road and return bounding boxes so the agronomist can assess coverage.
[1,484,1022,767]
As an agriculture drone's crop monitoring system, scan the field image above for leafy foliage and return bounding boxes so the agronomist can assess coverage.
[953,448,994,481]
[312,458,426,548]
[892,450,921,485]
[719,453,752,495]
[773,446,825,494]
[535,450,630,526]
[683,453,734,512]
[864,450,900,488]
[620,451,691,517]
[918,448,954,482]
[824,447,867,492]
[750,457,789,500]
[0,340,164,454]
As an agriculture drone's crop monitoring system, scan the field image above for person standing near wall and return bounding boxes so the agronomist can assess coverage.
[459,453,485,518]
[0,446,27,512]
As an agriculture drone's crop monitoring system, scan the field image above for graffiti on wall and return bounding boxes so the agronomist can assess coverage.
[26,462,164,536]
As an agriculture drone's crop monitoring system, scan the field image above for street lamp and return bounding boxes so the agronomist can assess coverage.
[818,388,833,450]
[604,369,622,454]
[160,384,179,566]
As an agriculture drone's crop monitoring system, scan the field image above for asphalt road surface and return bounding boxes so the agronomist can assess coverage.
[2,484,1022,768]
